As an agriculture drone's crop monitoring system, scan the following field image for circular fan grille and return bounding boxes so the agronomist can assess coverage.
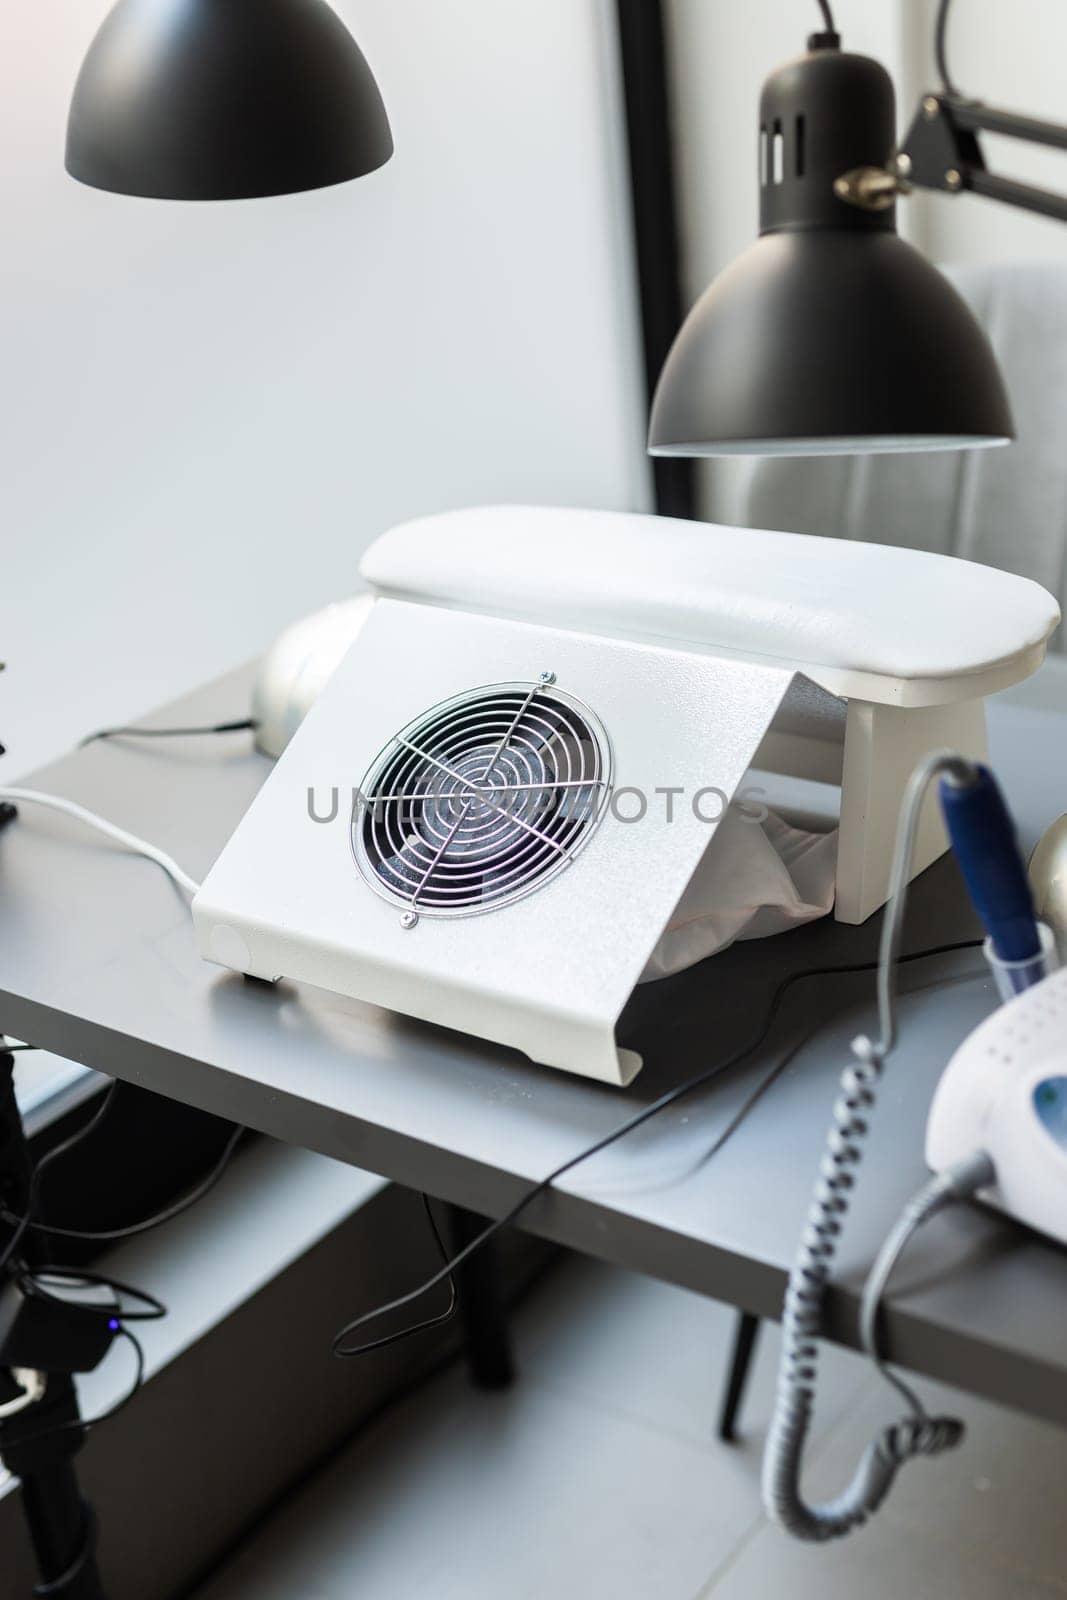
[353,680,611,919]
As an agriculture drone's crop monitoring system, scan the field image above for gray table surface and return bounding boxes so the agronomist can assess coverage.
[2,665,1067,1425]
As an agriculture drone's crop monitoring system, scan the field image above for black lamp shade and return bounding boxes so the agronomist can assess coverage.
[649,42,1014,456]
[66,0,394,201]
[650,227,1015,455]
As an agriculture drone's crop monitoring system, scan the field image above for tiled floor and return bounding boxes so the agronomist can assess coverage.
[193,1256,1067,1600]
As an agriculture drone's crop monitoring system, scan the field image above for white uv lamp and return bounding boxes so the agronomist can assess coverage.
[192,506,1057,1085]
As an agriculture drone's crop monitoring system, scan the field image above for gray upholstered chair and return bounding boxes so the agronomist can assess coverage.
[714,259,1067,1444]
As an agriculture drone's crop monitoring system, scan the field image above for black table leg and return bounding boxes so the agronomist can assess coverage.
[6,1411,103,1600]
[0,1051,108,1599]
[446,1205,515,1391]
[717,1310,760,1444]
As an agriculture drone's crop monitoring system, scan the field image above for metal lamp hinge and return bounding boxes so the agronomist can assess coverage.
[833,154,913,213]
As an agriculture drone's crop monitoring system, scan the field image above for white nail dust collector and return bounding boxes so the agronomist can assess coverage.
[192,507,1057,1084]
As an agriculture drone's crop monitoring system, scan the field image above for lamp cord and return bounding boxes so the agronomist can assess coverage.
[815,0,837,34]
[935,0,958,94]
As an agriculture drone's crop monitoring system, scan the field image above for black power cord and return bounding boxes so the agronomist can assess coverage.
[815,0,837,34]
[0,1067,171,1466]
[2,1121,245,1246]
[333,937,982,1359]
[0,1079,121,1276]
[348,1194,459,1357]
[79,717,257,748]
[19,1267,166,1324]
[0,1069,238,1459]
[935,0,958,93]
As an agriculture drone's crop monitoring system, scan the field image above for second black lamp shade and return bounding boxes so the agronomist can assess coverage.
[66,0,393,201]
[649,37,1014,457]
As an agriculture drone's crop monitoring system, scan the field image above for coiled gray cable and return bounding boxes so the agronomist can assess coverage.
[761,748,991,1541]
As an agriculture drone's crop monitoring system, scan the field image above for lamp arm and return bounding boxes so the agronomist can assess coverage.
[896,92,1067,225]
[948,99,1067,151]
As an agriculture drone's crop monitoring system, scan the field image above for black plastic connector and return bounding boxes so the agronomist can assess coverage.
[0,1279,116,1375]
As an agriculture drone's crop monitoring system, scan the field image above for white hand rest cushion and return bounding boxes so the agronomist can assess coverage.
[361,505,1060,706]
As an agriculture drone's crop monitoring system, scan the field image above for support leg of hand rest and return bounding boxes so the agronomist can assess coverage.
[836,697,988,924]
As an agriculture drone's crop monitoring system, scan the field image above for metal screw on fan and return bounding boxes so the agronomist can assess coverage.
[353,678,612,921]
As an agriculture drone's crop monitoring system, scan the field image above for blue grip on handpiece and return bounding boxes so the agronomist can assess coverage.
[938,764,1040,963]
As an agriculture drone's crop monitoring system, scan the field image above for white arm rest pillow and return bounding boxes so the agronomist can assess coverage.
[361,505,1060,706]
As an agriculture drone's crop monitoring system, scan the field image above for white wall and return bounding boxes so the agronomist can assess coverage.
[1,0,649,777]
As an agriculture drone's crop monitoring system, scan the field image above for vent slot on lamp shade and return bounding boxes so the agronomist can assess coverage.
[353,680,612,921]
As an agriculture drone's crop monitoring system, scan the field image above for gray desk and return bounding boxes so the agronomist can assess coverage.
[2,667,1066,1425]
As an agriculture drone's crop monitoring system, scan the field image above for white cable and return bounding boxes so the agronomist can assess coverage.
[0,788,201,899]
